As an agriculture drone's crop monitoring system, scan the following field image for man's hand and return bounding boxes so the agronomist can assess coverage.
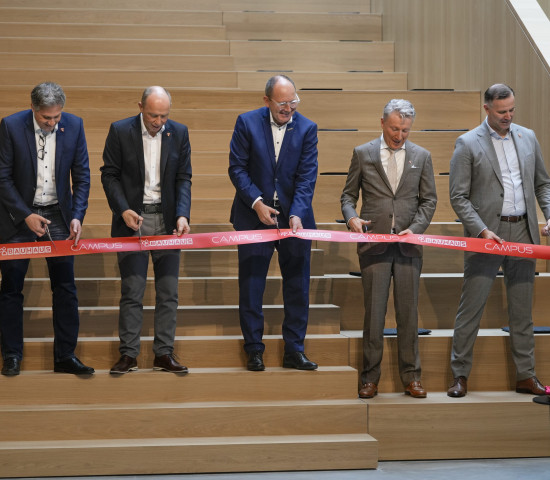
[398,228,413,236]
[253,200,279,226]
[25,213,49,237]
[289,216,303,234]
[348,217,371,234]
[541,219,550,237]
[67,219,82,245]
[122,209,143,232]
[480,228,503,244]
[174,216,190,236]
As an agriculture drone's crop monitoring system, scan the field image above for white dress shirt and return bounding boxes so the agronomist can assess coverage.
[141,113,164,204]
[33,117,58,206]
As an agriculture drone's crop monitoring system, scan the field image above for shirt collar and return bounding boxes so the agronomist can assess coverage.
[485,117,512,140]
[380,135,406,151]
[269,111,293,128]
[33,115,59,137]
[140,113,165,137]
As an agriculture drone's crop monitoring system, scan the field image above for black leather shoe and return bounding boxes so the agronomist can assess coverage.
[1,357,20,376]
[247,351,265,371]
[283,352,318,370]
[153,354,188,374]
[54,356,95,375]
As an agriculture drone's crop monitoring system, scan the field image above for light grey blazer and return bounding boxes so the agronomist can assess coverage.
[449,121,550,244]
[341,137,437,257]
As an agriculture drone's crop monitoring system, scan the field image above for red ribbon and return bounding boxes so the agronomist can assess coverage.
[0,229,549,261]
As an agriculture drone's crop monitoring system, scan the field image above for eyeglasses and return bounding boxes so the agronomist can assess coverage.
[269,94,300,108]
[37,134,46,161]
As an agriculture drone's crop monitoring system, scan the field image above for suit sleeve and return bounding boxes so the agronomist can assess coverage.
[100,123,131,216]
[532,132,550,220]
[407,151,437,233]
[289,121,318,220]
[340,148,361,224]
[449,136,487,236]
[0,118,32,225]
[175,125,192,221]
[228,115,264,207]
[69,117,91,223]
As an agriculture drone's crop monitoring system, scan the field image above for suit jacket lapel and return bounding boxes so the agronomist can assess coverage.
[398,142,416,191]
[131,115,145,185]
[160,123,171,181]
[24,112,38,178]
[510,125,527,181]
[369,139,393,193]
[478,123,503,187]
[262,108,277,171]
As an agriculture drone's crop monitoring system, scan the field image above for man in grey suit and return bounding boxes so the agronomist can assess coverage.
[448,83,550,397]
[341,99,437,398]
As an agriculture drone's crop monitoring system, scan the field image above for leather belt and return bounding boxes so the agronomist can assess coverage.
[500,214,526,222]
[141,204,162,214]
[32,203,58,209]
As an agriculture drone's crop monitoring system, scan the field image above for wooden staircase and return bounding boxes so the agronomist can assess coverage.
[0,0,549,476]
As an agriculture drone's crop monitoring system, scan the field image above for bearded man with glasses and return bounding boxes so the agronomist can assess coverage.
[0,81,93,376]
[229,75,319,372]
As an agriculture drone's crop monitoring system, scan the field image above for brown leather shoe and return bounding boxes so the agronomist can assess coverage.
[447,376,467,397]
[153,354,188,374]
[110,355,137,374]
[359,382,378,398]
[405,380,427,398]
[516,376,547,395]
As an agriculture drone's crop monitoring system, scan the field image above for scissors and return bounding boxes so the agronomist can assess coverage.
[271,213,280,234]
[43,223,57,252]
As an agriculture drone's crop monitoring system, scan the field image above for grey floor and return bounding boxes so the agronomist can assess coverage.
[19,458,550,480]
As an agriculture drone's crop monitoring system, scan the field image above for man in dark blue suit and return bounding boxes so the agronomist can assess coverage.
[229,75,319,371]
[0,82,93,376]
[101,86,192,375]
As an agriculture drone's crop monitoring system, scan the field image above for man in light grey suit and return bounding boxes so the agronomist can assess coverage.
[341,99,437,399]
[448,84,550,397]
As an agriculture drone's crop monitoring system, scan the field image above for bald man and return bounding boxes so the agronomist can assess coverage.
[101,86,192,374]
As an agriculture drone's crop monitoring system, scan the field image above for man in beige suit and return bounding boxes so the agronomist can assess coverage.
[341,99,437,398]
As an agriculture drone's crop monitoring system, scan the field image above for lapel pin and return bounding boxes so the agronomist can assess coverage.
[518,133,522,138]
[166,132,171,137]
[60,127,64,132]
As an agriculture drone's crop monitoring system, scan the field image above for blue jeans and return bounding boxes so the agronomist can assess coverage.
[0,205,79,362]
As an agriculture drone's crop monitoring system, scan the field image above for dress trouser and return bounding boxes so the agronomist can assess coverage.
[451,218,536,381]
[116,212,180,358]
[359,243,422,387]
[0,204,79,362]
[237,228,312,354]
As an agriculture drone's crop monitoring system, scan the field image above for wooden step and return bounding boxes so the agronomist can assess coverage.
[224,12,382,41]
[23,276,333,307]
[0,23,228,40]
[345,329,550,393]
[333,274,550,330]
[0,0,373,12]
[0,69,239,89]
[0,52,235,71]
[0,399,367,441]
[17,334,349,371]
[28,248,326,277]
[366,392,550,460]
[0,433,377,477]
[230,40,395,72]
[0,37,231,55]
[0,8,223,25]
[0,366,359,405]
[24,304,341,337]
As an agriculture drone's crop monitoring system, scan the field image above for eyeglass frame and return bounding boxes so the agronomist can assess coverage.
[37,134,46,161]
[268,94,300,108]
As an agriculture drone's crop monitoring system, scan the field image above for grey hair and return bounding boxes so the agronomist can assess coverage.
[30,82,66,111]
[141,86,172,106]
[382,99,416,121]
[484,84,514,105]
[265,75,296,97]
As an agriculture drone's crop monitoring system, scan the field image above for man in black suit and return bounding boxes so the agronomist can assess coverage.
[0,81,94,376]
[101,86,192,374]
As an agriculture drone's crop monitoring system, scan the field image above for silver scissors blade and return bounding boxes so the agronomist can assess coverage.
[44,224,57,252]
[271,213,280,234]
